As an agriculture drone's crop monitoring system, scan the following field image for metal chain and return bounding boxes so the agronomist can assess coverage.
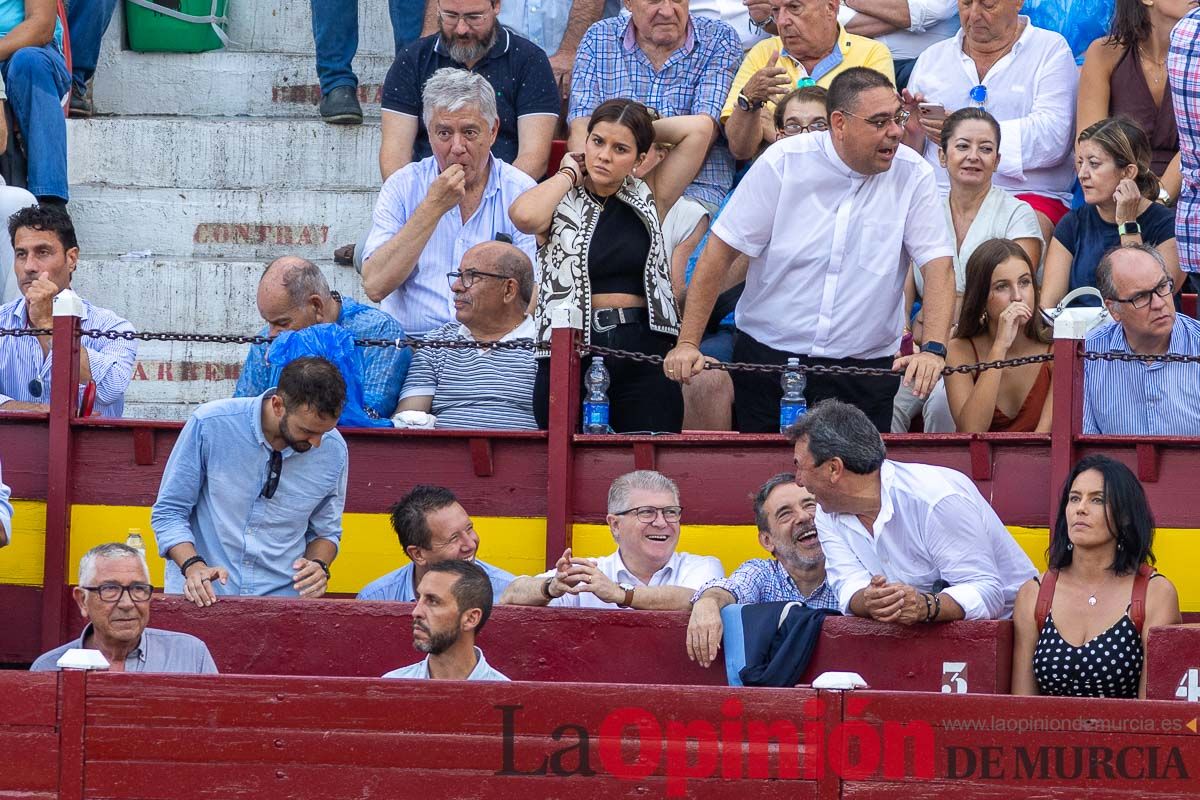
[1081,350,1200,364]
[0,327,50,338]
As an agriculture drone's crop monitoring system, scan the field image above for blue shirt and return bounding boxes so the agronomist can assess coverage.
[569,14,742,208]
[498,0,571,55]
[1021,0,1112,65]
[0,296,138,417]
[234,295,412,419]
[691,558,840,610]
[382,646,510,680]
[1053,203,1176,306]
[1083,316,1200,435]
[151,391,349,597]
[357,559,516,602]
[30,624,219,673]
[362,155,537,336]
[382,27,560,165]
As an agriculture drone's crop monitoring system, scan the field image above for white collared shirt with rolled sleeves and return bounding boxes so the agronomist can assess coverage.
[907,18,1079,203]
[540,548,725,609]
[838,0,960,61]
[816,460,1037,620]
[712,131,954,360]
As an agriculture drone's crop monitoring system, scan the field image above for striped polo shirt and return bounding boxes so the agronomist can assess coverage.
[398,316,537,430]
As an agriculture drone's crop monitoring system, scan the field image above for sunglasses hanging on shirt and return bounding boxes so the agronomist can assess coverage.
[28,377,43,398]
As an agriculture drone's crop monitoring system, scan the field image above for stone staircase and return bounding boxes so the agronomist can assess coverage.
[67,0,393,419]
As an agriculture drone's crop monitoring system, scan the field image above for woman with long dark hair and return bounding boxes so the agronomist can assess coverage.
[945,238,1053,433]
[509,99,713,433]
[1012,455,1181,698]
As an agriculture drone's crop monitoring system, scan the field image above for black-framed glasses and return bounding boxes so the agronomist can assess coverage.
[780,119,829,136]
[839,109,911,130]
[80,582,153,602]
[1115,278,1173,309]
[447,269,511,289]
[261,450,283,499]
[28,377,43,397]
[613,505,683,523]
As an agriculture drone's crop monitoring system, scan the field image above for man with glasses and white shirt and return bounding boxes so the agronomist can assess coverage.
[501,470,724,610]
[1083,245,1200,435]
[666,67,956,434]
[31,543,218,673]
[151,357,348,607]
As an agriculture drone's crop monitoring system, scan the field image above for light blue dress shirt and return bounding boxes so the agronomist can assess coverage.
[0,458,12,544]
[382,646,511,680]
[151,391,348,597]
[30,624,219,673]
[498,0,570,55]
[357,559,516,602]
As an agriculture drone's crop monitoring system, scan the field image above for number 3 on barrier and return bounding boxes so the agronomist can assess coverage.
[941,661,969,694]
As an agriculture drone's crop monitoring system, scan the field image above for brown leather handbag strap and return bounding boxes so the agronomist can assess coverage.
[1034,569,1058,632]
[1130,563,1155,635]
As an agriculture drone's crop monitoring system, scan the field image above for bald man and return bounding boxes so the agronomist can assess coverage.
[396,241,538,429]
[235,256,412,419]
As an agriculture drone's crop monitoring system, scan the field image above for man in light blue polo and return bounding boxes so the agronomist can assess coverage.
[1084,245,1200,435]
[382,559,510,680]
[358,485,514,602]
[151,357,349,606]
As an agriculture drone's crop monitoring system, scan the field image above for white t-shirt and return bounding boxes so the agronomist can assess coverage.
[541,548,725,609]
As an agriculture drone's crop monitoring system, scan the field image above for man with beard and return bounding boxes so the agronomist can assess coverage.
[151,357,349,606]
[382,559,510,680]
[379,0,559,182]
[686,473,838,669]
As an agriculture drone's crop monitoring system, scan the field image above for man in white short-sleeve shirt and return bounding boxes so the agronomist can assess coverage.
[665,66,956,434]
[501,470,725,610]
[791,400,1036,621]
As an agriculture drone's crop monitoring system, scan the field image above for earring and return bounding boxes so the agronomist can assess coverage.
[1066,541,1074,551]
[1116,540,1124,551]
[980,311,989,325]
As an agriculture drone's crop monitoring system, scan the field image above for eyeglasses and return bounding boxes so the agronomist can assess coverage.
[613,505,683,523]
[780,119,829,135]
[261,450,283,499]
[1114,278,1173,309]
[438,8,491,26]
[447,269,511,289]
[80,582,153,603]
[839,109,911,130]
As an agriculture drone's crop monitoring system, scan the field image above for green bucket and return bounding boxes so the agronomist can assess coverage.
[124,0,230,53]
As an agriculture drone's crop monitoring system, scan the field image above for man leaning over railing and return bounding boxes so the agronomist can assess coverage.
[0,205,137,416]
[1083,244,1200,435]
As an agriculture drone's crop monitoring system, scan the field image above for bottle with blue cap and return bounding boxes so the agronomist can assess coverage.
[582,357,614,434]
[779,358,807,434]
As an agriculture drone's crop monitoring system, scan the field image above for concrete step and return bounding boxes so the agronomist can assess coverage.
[69,117,383,191]
[69,186,376,261]
[73,257,372,419]
[92,46,392,118]
[225,0,397,58]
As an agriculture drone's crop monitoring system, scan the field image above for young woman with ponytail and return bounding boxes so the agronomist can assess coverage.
[1041,116,1183,308]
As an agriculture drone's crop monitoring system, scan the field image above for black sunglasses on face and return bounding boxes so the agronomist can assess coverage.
[261,450,283,499]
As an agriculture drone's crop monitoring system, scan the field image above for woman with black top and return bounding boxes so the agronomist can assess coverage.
[1011,455,1181,699]
[509,99,714,433]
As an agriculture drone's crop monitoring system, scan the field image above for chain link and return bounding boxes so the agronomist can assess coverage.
[0,326,50,338]
[1081,350,1200,364]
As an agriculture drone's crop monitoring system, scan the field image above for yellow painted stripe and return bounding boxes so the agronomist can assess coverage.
[2,506,1199,611]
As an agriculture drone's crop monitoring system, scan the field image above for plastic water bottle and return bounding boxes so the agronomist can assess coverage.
[582,357,613,434]
[125,528,146,558]
[779,358,807,434]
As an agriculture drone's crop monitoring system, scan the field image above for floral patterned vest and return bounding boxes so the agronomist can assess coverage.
[533,178,681,355]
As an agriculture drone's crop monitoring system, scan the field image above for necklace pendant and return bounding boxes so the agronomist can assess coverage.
[1088,594,1098,606]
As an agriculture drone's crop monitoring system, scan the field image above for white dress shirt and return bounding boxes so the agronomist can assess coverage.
[362,155,537,337]
[540,548,725,609]
[712,131,954,359]
[907,18,1079,203]
[816,460,1037,620]
[382,646,510,681]
[690,0,771,50]
[838,0,960,61]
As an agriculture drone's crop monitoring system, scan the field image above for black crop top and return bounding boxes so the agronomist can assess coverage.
[587,195,650,296]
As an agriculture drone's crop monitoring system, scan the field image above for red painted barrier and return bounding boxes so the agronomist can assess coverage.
[0,671,59,799]
[61,597,1013,693]
[1146,624,1200,702]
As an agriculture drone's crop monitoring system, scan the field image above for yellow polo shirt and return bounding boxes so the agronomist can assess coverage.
[720,27,896,123]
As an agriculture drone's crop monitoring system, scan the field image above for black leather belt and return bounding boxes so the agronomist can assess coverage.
[592,306,647,333]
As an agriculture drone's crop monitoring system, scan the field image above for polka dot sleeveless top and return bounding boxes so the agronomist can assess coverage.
[1032,611,1142,698]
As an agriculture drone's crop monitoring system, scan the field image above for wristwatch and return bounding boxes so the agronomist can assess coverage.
[1118,221,1142,237]
[736,92,764,112]
[922,340,947,359]
[617,582,636,608]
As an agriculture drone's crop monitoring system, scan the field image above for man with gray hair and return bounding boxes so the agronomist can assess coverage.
[1083,244,1200,435]
[790,399,1036,622]
[235,256,412,420]
[501,470,724,609]
[31,543,218,673]
[381,0,559,180]
[686,473,838,668]
[396,240,538,429]
[362,68,538,338]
